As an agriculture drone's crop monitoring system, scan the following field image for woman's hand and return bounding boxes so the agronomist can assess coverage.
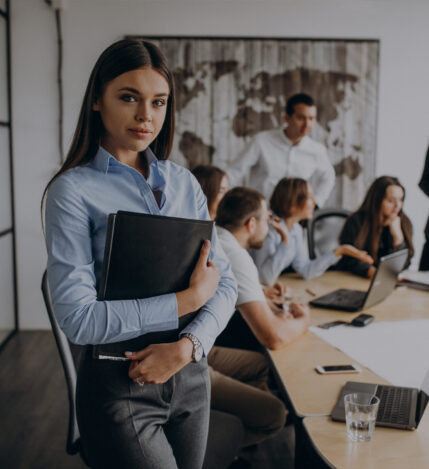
[126,338,194,385]
[269,214,289,244]
[177,240,220,315]
[383,215,404,246]
[334,244,374,264]
[367,266,377,279]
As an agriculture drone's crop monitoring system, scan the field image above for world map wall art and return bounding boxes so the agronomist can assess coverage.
[134,36,379,209]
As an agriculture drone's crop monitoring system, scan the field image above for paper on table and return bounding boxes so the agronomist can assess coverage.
[310,319,429,389]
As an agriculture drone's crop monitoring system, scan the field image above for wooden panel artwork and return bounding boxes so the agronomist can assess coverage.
[142,37,379,209]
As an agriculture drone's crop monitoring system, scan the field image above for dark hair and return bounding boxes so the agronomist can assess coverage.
[348,176,414,261]
[285,93,315,116]
[216,187,265,231]
[270,178,309,219]
[191,165,227,217]
[42,39,175,208]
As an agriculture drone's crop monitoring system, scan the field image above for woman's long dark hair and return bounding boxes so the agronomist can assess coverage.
[41,38,176,210]
[352,176,414,261]
[191,165,226,217]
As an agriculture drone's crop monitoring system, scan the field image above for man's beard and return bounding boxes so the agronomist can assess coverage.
[249,237,264,250]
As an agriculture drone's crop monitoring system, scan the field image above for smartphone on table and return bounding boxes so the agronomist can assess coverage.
[315,364,361,374]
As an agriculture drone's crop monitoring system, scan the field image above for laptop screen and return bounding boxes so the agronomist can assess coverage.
[417,368,429,425]
[362,249,409,310]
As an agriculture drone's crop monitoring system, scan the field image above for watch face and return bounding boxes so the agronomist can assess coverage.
[194,344,203,362]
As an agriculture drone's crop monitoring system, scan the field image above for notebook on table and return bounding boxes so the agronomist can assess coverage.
[309,249,408,312]
[94,210,214,360]
[331,369,429,430]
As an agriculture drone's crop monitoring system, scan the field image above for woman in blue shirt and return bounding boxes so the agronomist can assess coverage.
[43,39,237,469]
[250,178,372,285]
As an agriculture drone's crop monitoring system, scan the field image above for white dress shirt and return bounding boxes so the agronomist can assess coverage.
[227,128,335,206]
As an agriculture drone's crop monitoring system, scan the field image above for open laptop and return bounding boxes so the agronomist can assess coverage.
[331,369,429,430]
[309,249,408,312]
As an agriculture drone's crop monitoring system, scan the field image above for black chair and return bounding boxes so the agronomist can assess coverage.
[307,208,351,260]
[42,271,244,469]
[41,271,90,466]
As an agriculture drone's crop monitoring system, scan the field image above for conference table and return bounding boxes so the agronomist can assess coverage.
[267,271,429,468]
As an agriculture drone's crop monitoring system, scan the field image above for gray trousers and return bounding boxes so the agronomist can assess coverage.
[77,350,210,469]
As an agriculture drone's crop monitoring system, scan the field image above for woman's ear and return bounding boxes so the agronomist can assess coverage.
[92,99,100,111]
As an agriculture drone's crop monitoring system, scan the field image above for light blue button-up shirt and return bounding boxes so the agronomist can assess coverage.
[250,221,339,285]
[45,146,237,354]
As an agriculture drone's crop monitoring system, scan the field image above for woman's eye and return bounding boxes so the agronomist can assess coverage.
[120,94,137,103]
[153,99,166,107]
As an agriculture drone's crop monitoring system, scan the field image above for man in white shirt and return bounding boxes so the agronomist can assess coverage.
[215,187,310,350]
[227,93,335,207]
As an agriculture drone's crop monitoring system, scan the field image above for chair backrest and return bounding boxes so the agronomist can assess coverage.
[41,270,81,456]
[307,208,351,259]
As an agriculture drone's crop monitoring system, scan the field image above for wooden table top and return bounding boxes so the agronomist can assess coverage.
[267,271,429,417]
[303,415,429,469]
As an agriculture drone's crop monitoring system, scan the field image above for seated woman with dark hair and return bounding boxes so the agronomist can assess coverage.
[337,175,414,278]
[192,165,287,449]
[251,178,372,285]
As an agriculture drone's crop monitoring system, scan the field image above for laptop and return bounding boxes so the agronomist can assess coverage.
[331,369,429,430]
[309,249,408,312]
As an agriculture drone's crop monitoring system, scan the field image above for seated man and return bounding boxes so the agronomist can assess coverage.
[215,187,310,350]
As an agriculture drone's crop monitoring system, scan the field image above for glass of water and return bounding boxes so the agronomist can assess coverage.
[344,392,380,442]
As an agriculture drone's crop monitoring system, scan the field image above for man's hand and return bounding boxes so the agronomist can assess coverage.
[289,302,310,324]
[126,338,193,385]
[264,282,293,312]
[334,244,374,264]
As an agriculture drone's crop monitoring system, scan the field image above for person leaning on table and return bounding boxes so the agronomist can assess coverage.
[337,175,414,278]
[215,186,311,351]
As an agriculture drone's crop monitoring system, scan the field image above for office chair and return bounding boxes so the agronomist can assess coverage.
[41,270,90,466]
[42,270,244,469]
[307,208,351,259]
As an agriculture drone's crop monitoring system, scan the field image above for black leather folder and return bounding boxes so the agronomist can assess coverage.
[94,210,213,359]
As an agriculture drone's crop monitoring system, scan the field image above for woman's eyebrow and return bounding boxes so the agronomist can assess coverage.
[117,87,168,97]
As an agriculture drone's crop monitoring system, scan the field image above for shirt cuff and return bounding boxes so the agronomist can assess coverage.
[137,292,179,333]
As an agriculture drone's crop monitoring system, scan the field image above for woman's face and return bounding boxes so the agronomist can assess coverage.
[290,183,316,220]
[210,175,229,219]
[93,67,170,160]
[381,185,404,219]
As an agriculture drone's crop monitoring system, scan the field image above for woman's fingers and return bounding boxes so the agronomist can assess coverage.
[196,240,211,269]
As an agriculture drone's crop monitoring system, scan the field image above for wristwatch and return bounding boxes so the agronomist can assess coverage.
[182,333,203,363]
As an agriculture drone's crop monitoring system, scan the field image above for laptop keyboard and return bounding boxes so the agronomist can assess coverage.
[319,289,366,307]
[376,385,412,425]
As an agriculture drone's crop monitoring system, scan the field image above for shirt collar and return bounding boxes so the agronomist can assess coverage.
[282,128,310,148]
[217,226,243,250]
[91,145,159,175]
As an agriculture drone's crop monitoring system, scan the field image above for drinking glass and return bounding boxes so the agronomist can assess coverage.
[344,392,380,442]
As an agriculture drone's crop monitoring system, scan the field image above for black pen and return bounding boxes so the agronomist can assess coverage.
[305,288,316,297]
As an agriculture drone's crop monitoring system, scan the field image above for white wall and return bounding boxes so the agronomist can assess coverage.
[11,0,429,328]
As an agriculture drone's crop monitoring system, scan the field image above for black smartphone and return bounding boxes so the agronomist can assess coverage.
[350,313,374,327]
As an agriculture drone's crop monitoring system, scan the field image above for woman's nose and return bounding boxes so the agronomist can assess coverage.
[136,103,152,122]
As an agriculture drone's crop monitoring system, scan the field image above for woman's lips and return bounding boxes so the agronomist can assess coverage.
[128,128,153,139]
